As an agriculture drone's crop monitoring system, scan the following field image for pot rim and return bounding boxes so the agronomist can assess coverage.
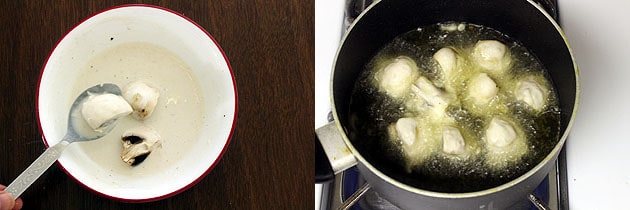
[329,0,580,198]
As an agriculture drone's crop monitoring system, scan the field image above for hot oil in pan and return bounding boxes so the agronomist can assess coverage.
[347,23,561,192]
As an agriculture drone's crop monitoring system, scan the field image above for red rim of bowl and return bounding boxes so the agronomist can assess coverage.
[35,4,238,203]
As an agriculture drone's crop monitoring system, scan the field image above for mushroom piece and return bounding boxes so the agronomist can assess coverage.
[81,93,133,131]
[471,40,512,74]
[433,47,458,79]
[485,118,517,148]
[442,126,465,155]
[484,117,528,169]
[122,81,160,120]
[121,126,161,166]
[395,118,418,146]
[410,76,451,117]
[515,78,548,111]
[468,73,499,104]
[375,56,420,98]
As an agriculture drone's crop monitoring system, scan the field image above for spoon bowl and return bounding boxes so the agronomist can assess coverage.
[5,83,123,199]
[66,83,123,141]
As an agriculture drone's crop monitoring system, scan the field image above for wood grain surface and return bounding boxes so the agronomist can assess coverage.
[0,1,313,209]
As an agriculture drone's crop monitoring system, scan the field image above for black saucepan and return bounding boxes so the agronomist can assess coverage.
[316,0,578,209]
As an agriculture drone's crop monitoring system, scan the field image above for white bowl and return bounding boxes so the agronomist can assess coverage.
[36,5,237,202]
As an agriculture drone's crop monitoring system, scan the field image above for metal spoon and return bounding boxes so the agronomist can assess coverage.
[5,83,123,199]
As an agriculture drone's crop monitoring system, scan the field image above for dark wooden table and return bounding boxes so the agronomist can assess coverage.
[0,1,313,209]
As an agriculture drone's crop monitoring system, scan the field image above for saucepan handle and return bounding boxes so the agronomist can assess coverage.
[315,135,334,183]
[315,122,358,183]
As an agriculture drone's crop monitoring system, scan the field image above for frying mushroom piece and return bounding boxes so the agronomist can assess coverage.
[468,73,499,105]
[442,126,465,155]
[484,117,528,169]
[410,76,451,117]
[121,126,161,166]
[471,40,512,74]
[81,93,133,131]
[122,81,160,120]
[433,47,459,80]
[395,118,418,146]
[485,118,517,148]
[375,56,420,98]
[515,78,548,111]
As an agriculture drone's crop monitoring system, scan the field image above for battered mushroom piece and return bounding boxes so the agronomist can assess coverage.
[121,126,161,166]
[81,93,132,131]
[410,76,451,116]
[471,40,512,74]
[375,56,420,98]
[433,47,458,79]
[123,81,160,120]
[484,117,528,169]
[442,126,465,155]
[515,78,548,111]
[468,73,499,105]
[485,118,517,148]
[395,118,418,146]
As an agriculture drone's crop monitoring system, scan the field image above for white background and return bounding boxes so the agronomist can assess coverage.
[315,0,344,209]
[560,0,630,209]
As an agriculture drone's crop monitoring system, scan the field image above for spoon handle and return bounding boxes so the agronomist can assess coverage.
[5,141,70,199]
